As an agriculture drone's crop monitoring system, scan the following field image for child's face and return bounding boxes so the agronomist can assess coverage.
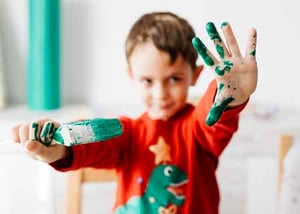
[128,42,200,121]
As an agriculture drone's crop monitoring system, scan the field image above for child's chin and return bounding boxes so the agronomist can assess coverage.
[149,112,172,121]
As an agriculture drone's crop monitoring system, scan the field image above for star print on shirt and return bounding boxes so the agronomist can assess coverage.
[149,136,172,165]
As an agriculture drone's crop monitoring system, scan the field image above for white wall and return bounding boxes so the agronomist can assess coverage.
[1,0,299,109]
[0,0,300,109]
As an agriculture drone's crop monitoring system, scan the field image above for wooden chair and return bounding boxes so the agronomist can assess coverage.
[278,134,294,194]
[65,168,116,214]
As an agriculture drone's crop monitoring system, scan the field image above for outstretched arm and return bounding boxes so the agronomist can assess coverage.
[192,22,257,126]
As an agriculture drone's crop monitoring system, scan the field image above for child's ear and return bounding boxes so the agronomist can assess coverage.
[191,65,204,86]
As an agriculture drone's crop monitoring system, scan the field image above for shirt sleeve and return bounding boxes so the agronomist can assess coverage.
[49,117,132,172]
[192,80,248,157]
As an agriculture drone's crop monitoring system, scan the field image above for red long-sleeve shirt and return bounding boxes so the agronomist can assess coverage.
[51,81,247,214]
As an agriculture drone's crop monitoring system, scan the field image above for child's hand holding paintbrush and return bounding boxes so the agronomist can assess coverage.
[11,118,123,163]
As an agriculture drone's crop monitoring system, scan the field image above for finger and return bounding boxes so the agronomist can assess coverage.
[11,124,22,143]
[206,96,235,126]
[25,140,45,155]
[29,122,40,140]
[19,124,30,145]
[206,22,230,59]
[246,28,257,61]
[221,22,242,57]
[24,140,46,161]
[25,140,65,163]
[192,37,217,66]
[40,121,56,146]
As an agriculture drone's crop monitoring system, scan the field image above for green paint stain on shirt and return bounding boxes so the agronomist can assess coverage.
[206,97,235,126]
[206,22,222,42]
[215,60,233,76]
[192,37,214,66]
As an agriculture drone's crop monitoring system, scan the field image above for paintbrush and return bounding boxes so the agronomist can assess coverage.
[30,118,123,146]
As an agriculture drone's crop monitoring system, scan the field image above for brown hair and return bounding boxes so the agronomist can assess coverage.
[125,12,198,70]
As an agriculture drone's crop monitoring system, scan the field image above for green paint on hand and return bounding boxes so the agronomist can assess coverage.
[218,83,225,95]
[249,49,256,56]
[192,37,214,66]
[30,122,39,140]
[206,97,235,126]
[215,60,233,76]
[221,22,228,28]
[206,22,222,42]
[216,44,225,59]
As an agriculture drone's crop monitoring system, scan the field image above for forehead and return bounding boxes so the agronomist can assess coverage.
[129,42,192,76]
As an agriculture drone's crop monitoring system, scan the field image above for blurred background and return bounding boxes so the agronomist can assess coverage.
[0,0,299,213]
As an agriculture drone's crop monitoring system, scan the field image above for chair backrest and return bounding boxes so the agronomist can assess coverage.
[65,168,116,214]
[277,134,293,193]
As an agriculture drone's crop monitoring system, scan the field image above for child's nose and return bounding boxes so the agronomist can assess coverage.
[152,83,168,100]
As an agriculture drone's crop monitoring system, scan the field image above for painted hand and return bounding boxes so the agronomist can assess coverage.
[11,119,67,163]
[192,22,257,126]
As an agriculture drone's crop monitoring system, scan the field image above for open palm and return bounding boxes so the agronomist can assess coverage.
[193,22,257,126]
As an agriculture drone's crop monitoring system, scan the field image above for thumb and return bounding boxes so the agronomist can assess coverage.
[206,96,234,126]
[24,140,67,163]
[24,140,53,163]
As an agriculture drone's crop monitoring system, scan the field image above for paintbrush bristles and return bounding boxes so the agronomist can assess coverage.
[52,118,123,146]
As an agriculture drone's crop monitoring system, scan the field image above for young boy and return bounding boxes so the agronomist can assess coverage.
[12,12,257,214]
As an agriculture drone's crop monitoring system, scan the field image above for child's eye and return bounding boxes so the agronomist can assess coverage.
[141,78,152,86]
[169,77,181,83]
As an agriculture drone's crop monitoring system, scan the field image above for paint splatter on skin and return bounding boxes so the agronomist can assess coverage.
[249,33,257,56]
[192,37,214,66]
[215,60,233,76]
[216,44,225,58]
[217,83,225,95]
[206,22,225,59]
[249,49,256,56]
[206,22,222,42]
[221,22,228,28]
[206,97,235,126]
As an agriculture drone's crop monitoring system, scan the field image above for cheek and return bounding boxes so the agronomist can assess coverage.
[171,85,189,100]
[138,88,151,103]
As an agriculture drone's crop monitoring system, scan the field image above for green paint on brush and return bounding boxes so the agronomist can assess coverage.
[30,122,39,140]
[215,60,233,76]
[206,97,235,126]
[206,22,222,42]
[192,37,214,66]
[52,118,123,146]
